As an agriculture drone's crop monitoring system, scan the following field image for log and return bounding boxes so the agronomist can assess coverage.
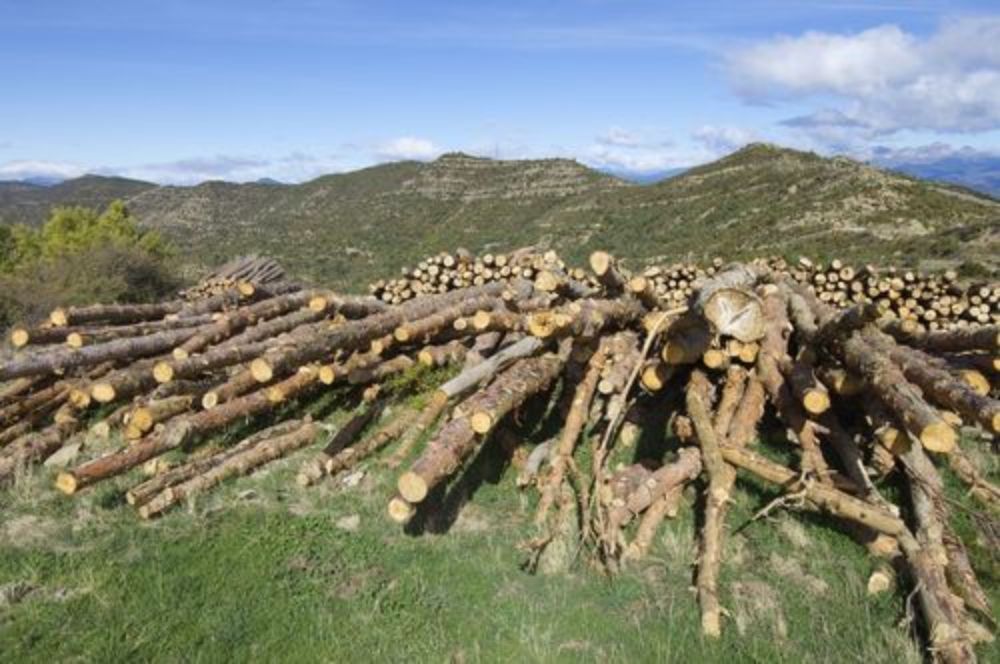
[397,352,565,504]
[589,251,627,294]
[49,300,186,327]
[138,421,319,518]
[687,369,728,637]
[0,325,206,381]
[56,367,322,494]
[535,345,606,526]
[322,407,418,477]
[689,263,766,342]
[126,419,307,506]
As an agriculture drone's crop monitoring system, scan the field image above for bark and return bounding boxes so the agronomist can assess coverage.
[720,446,906,536]
[893,325,998,354]
[0,325,203,381]
[173,290,326,357]
[527,298,643,340]
[321,407,418,477]
[49,299,186,327]
[840,335,957,453]
[129,395,195,435]
[757,293,830,477]
[56,367,321,494]
[784,350,831,415]
[138,421,319,518]
[393,294,504,343]
[661,315,714,365]
[398,352,565,504]
[688,369,728,638]
[589,251,627,294]
[606,448,703,526]
[947,446,1000,509]
[898,444,978,663]
[0,420,79,484]
[417,340,469,367]
[535,346,606,527]
[383,391,450,469]
[249,283,516,386]
[126,419,306,506]
[865,330,1000,435]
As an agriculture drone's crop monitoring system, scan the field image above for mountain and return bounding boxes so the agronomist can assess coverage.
[875,152,1000,199]
[0,146,997,289]
[0,174,156,226]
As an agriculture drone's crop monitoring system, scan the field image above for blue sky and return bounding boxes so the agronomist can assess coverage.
[2,0,999,184]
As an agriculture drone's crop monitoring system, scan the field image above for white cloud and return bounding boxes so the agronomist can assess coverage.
[728,16,1000,135]
[692,125,758,155]
[0,159,87,181]
[596,127,645,149]
[375,137,442,162]
[110,152,346,185]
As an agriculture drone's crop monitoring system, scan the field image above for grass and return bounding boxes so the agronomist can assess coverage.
[3,397,996,663]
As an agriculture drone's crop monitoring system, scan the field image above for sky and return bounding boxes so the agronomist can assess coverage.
[2,0,999,184]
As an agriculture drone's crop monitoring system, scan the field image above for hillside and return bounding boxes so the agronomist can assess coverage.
[1,146,997,288]
[0,175,156,226]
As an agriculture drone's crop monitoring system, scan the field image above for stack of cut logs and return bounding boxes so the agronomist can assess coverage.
[369,246,598,304]
[1,249,998,663]
[375,251,999,331]
[181,254,290,301]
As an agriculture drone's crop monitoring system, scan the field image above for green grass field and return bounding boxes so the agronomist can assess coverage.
[1,395,997,663]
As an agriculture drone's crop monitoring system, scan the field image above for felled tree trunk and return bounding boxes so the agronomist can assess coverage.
[395,351,565,508]
[138,421,319,518]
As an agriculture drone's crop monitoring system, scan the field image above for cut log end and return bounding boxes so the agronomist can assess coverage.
[308,296,328,312]
[919,422,957,453]
[398,472,429,503]
[958,370,990,397]
[10,328,30,348]
[153,362,174,384]
[250,359,274,383]
[472,310,492,331]
[50,308,68,327]
[470,412,494,434]
[393,327,411,343]
[318,365,336,385]
[589,250,613,276]
[387,496,415,523]
[802,389,831,415]
[66,333,84,349]
[417,350,435,366]
[91,383,117,404]
[201,392,220,410]
[55,472,78,495]
[641,364,670,392]
[172,347,189,361]
[68,388,92,410]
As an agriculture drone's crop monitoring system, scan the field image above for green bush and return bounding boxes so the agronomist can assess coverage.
[0,201,179,327]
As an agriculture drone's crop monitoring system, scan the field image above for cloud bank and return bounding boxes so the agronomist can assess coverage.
[729,16,1000,136]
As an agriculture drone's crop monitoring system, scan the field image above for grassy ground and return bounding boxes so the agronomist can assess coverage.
[0,401,996,663]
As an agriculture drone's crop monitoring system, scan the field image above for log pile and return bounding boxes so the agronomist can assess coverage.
[373,250,999,331]
[1,250,998,662]
[181,254,290,300]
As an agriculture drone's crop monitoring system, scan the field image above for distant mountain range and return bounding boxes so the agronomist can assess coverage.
[873,151,1000,199]
[1,145,997,288]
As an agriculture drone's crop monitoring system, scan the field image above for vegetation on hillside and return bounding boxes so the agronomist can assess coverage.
[0,201,178,328]
[0,145,997,290]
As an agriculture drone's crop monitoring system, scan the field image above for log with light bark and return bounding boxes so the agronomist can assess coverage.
[138,420,319,518]
[56,367,323,494]
[126,419,307,506]
[395,351,566,508]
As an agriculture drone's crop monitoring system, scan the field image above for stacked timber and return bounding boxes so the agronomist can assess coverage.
[181,254,290,300]
[0,249,998,663]
[372,251,999,331]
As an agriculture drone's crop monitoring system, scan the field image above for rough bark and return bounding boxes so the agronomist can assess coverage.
[56,367,321,494]
[0,324,208,381]
[397,352,565,504]
[138,421,318,518]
